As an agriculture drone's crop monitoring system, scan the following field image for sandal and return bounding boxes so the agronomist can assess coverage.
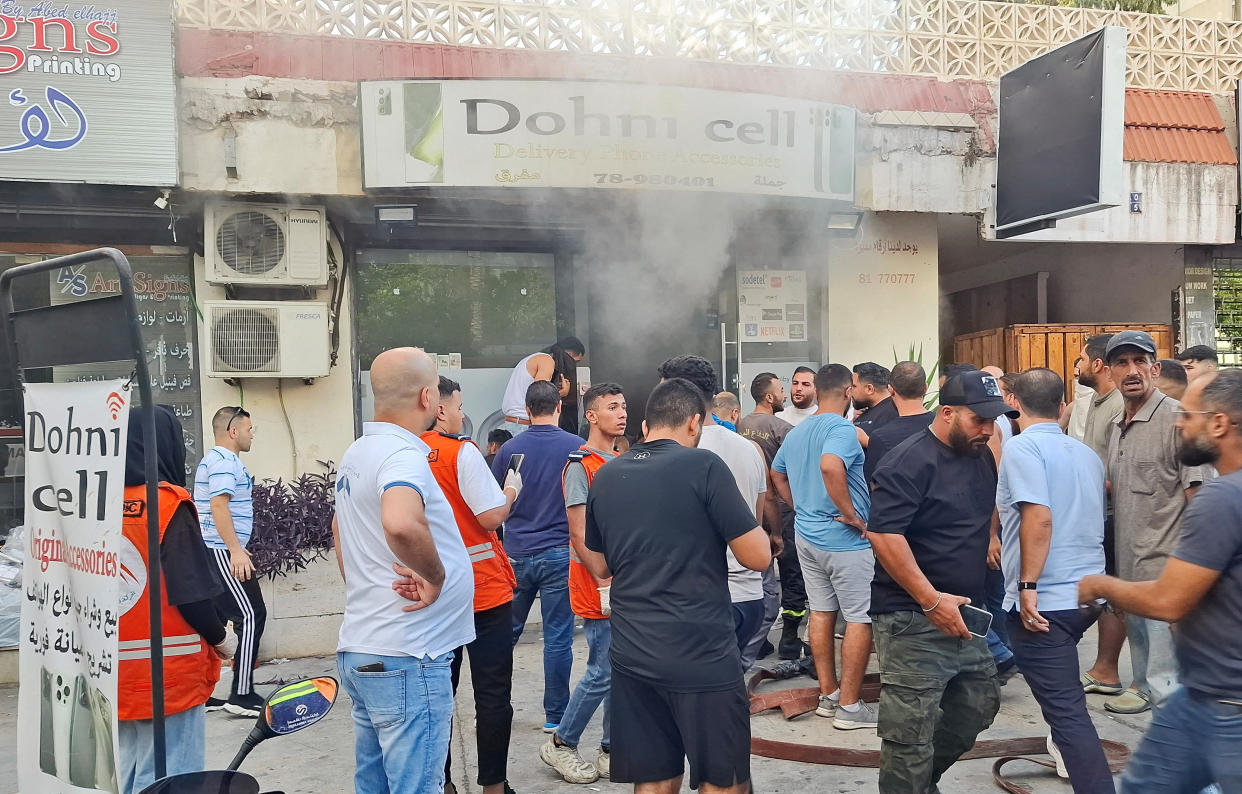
[1104,689,1152,714]
[1081,672,1124,696]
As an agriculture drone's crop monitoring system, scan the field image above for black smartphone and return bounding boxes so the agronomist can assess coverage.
[960,604,993,638]
[506,453,525,476]
[356,661,385,673]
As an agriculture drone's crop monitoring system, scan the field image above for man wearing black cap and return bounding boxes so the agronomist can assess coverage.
[1102,330,1211,715]
[867,370,1016,794]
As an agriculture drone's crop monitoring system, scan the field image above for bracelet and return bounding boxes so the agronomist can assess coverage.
[920,592,943,612]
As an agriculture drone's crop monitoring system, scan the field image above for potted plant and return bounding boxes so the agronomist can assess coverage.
[248,462,337,579]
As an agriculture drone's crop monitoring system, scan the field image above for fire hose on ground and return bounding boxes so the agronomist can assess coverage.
[747,666,1130,794]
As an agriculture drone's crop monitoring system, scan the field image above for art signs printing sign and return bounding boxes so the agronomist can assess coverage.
[18,379,128,794]
[0,1,177,185]
[360,80,856,200]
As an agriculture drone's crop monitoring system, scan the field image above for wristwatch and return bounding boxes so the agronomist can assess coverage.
[1018,581,1038,591]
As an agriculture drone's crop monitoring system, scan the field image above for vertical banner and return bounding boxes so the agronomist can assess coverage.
[18,380,129,794]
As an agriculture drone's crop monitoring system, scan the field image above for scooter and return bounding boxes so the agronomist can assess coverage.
[137,676,339,794]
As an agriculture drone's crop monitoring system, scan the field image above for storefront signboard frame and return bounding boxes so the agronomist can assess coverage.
[360,79,855,201]
[0,1,179,186]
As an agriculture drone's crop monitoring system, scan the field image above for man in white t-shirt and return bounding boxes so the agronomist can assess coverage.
[331,347,476,794]
[778,366,819,426]
[657,356,770,673]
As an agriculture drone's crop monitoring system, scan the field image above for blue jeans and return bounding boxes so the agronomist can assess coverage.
[1122,687,1242,793]
[119,706,205,794]
[732,599,766,673]
[985,567,1012,665]
[338,651,455,794]
[557,618,612,749]
[741,564,780,671]
[510,545,573,724]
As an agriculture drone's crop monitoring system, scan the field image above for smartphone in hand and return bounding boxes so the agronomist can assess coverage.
[506,453,525,476]
[959,604,993,638]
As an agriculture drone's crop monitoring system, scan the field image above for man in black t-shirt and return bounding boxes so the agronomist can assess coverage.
[582,378,770,794]
[863,361,934,485]
[868,371,1015,794]
[853,362,897,436]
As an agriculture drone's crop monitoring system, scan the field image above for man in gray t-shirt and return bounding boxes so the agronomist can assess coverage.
[738,371,806,661]
[1079,369,1242,792]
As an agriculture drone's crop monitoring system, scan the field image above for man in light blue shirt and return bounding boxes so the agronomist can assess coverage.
[996,368,1112,792]
[771,364,876,730]
[194,405,264,716]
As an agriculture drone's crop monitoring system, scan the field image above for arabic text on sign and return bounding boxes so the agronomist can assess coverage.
[1,86,87,153]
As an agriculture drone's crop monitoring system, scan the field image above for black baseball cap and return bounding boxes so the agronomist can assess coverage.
[940,370,1019,420]
[1105,331,1157,363]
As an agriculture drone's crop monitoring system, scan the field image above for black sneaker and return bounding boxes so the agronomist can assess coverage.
[224,691,265,717]
[205,697,227,713]
[996,657,1019,686]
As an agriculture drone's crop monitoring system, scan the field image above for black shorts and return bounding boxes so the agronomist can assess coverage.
[1104,515,1117,576]
[610,667,751,789]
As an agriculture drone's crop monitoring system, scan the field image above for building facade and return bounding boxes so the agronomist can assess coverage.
[0,0,1239,663]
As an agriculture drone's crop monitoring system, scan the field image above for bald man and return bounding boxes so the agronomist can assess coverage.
[332,348,479,794]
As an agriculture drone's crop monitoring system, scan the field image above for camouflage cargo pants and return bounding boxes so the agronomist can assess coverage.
[873,610,1001,794]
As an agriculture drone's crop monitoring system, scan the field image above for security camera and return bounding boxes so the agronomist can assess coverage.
[153,190,170,210]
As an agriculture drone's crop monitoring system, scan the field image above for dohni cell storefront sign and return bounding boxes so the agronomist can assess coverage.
[18,379,128,794]
[360,80,856,200]
[0,1,178,185]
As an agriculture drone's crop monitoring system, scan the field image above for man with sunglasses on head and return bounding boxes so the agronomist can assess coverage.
[195,405,264,717]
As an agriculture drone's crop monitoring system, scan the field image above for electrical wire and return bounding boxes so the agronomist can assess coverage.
[277,379,298,475]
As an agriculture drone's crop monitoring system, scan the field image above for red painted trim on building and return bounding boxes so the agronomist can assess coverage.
[176,27,994,115]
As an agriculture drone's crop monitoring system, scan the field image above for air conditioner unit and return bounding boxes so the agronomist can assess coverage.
[205,203,328,286]
[203,300,330,378]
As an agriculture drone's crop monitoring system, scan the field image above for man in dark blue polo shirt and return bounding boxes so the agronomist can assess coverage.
[868,370,1016,794]
[491,380,584,734]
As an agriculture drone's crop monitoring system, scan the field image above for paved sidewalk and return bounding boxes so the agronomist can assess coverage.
[1,623,1150,792]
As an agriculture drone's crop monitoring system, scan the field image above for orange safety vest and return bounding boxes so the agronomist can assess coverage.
[563,447,614,620]
[421,431,516,613]
[118,484,221,721]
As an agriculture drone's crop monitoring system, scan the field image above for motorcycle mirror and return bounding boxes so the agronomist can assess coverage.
[262,677,339,736]
[228,677,339,771]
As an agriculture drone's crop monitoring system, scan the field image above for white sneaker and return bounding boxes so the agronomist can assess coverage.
[596,748,610,779]
[540,738,599,784]
[1047,734,1069,779]
[832,701,879,730]
[815,694,839,717]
